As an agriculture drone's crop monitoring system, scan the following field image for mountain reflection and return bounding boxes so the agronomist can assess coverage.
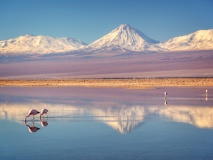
[88,106,145,134]
[0,102,213,133]
[159,107,213,128]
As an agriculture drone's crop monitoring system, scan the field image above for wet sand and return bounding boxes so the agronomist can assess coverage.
[0,78,212,88]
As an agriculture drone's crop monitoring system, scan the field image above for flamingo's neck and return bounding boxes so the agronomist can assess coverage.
[24,115,30,121]
[40,114,43,120]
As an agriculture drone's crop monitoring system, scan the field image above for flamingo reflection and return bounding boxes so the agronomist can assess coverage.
[40,119,48,127]
[164,91,168,105]
[24,120,40,133]
[164,99,168,105]
[24,109,49,132]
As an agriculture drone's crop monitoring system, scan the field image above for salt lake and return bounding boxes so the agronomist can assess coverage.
[0,87,213,160]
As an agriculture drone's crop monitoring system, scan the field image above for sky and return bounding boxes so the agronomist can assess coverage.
[0,0,213,44]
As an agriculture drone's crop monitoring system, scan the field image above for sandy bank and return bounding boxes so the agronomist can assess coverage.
[0,78,212,88]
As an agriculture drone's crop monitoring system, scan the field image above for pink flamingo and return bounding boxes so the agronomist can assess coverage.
[164,91,168,99]
[25,109,40,121]
[40,109,48,119]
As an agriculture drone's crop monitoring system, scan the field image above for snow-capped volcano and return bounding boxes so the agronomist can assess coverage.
[158,29,213,51]
[0,34,86,55]
[81,24,159,53]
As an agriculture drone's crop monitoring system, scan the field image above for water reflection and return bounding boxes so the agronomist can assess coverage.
[40,117,48,127]
[164,98,168,105]
[89,106,145,134]
[23,117,49,133]
[159,106,213,128]
[0,101,213,134]
[1,88,213,160]
[24,121,40,133]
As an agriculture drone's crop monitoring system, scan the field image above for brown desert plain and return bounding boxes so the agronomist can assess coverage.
[0,50,213,88]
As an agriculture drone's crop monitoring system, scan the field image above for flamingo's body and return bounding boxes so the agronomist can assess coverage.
[40,109,48,119]
[164,92,168,99]
[25,109,40,121]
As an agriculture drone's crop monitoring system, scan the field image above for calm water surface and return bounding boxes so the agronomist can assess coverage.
[0,87,213,160]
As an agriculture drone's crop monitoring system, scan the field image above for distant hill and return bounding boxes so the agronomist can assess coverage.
[0,34,86,55]
[157,29,213,51]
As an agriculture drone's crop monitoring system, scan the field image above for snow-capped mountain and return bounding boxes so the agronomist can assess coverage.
[81,24,159,53]
[0,26,213,56]
[158,29,213,51]
[0,34,86,55]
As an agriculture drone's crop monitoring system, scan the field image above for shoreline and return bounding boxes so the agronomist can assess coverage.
[0,78,213,89]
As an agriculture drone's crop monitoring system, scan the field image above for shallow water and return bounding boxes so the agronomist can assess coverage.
[0,87,213,160]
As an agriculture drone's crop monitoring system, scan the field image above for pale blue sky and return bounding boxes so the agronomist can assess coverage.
[0,0,213,43]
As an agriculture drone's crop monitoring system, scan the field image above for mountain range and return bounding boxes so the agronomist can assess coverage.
[0,34,86,55]
[0,24,213,55]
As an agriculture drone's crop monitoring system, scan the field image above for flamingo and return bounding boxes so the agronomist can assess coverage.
[164,91,167,99]
[40,109,48,119]
[25,109,40,121]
